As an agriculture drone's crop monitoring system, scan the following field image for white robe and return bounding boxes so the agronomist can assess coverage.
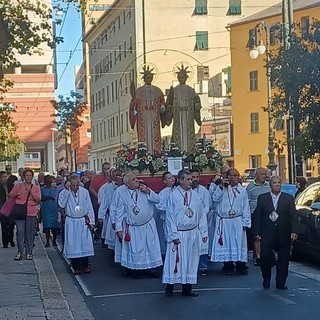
[154,186,175,255]
[162,186,208,285]
[210,183,251,262]
[193,185,210,254]
[98,181,118,247]
[114,186,162,270]
[111,185,127,253]
[58,187,95,259]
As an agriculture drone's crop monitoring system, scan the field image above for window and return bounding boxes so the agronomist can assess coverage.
[106,85,110,105]
[194,0,207,15]
[115,79,118,100]
[104,122,106,140]
[111,82,114,102]
[270,25,281,46]
[274,113,284,130]
[123,40,127,58]
[86,128,91,138]
[120,113,124,134]
[129,35,133,53]
[195,31,208,50]
[111,117,115,137]
[249,71,258,91]
[247,29,256,48]
[109,52,112,69]
[117,15,121,30]
[228,0,241,15]
[102,88,105,107]
[100,122,103,141]
[250,113,259,133]
[126,111,129,132]
[116,115,119,136]
[301,16,310,35]
[107,119,110,138]
[118,44,122,62]
[98,90,101,109]
[123,11,126,25]
[91,94,95,112]
[249,155,261,168]
[92,126,95,143]
[114,48,117,65]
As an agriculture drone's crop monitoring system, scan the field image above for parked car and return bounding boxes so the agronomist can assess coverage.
[291,182,320,260]
[243,168,256,182]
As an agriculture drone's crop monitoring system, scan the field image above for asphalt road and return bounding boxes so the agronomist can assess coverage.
[47,239,320,320]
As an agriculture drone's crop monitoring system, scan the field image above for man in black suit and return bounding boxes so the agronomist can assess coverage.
[253,175,298,290]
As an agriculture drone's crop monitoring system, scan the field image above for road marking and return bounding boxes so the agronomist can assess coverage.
[75,276,92,296]
[57,243,93,297]
[290,262,320,282]
[93,287,253,299]
[267,292,296,305]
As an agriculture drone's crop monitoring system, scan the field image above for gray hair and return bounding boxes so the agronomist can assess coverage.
[123,171,135,185]
[269,175,282,184]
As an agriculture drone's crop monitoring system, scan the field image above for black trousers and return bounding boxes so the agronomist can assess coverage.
[71,257,89,270]
[260,242,290,286]
[0,215,14,246]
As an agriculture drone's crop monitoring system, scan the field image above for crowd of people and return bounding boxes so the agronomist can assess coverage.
[0,163,301,297]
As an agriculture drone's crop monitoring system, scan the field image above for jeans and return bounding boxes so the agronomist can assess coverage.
[198,254,208,270]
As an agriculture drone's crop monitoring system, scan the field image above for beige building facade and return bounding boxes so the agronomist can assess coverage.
[84,0,280,169]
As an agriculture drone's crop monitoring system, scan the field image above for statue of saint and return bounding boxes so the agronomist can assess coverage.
[129,65,166,153]
[166,65,202,153]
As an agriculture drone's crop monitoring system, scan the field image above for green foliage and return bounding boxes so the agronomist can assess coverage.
[51,91,87,135]
[0,101,25,161]
[0,0,60,70]
[270,21,320,159]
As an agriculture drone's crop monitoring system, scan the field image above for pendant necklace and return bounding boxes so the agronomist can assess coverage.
[227,186,237,217]
[129,188,140,215]
[72,191,81,214]
[178,188,193,218]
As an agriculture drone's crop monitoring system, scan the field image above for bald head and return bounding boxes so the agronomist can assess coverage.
[255,167,267,184]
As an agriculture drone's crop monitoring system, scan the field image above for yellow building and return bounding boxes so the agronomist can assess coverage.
[229,0,320,181]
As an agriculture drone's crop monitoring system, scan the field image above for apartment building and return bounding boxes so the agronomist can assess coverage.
[84,0,280,169]
[229,0,320,181]
[1,0,55,173]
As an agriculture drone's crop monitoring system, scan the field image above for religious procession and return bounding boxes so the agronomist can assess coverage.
[0,62,298,302]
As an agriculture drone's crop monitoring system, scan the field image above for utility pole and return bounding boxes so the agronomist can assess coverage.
[283,0,299,183]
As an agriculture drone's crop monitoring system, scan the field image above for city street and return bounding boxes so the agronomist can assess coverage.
[47,238,320,320]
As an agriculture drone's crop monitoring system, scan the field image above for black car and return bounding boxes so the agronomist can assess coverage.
[292,182,320,260]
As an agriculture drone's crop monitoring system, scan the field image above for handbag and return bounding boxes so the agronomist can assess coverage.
[0,197,16,217]
[11,186,32,221]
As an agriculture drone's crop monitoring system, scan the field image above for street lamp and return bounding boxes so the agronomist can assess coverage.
[50,128,57,174]
[249,22,277,174]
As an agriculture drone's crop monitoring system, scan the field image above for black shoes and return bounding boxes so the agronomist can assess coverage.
[165,284,173,297]
[181,290,198,297]
[254,258,261,266]
[200,269,209,276]
[276,285,288,290]
[263,278,270,289]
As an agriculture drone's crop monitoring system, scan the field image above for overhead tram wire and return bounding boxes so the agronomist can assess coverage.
[25,3,98,125]
[19,3,70,124]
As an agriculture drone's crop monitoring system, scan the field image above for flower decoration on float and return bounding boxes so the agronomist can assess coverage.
[115,142,167,175]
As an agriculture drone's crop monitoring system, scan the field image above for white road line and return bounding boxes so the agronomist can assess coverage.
[93,287,253,299]
[75,276,92,296]
[267,292,296,305]
[57,243,93,297]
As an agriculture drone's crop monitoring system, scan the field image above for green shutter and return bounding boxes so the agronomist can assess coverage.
[227,66,231,93]
[196,31,208,50]
[195,0,207,14]
[229,0,241,15]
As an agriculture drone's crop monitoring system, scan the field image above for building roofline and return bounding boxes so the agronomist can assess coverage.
[228,0,320,28]
[84,0,122,42]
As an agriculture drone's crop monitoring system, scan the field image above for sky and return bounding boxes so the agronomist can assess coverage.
[54,5,83,97]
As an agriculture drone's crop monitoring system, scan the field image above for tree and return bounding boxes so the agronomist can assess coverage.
[50,91,87,170]
[270,21,320,161]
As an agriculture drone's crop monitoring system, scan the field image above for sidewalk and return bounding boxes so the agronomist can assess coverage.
[0,229,77,320]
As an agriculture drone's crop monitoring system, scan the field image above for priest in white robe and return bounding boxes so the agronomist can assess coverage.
[114,172,162,278]
[210,168,251,275]
[58,175,95,275]
[98,169,121,250]
[191,169,211,276]
[154,171,176,256]
[162,169,208,297]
